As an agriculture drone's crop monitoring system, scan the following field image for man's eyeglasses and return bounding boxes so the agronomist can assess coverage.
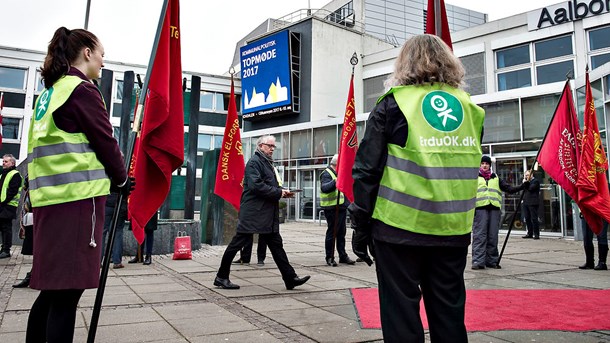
[261,143,276,149]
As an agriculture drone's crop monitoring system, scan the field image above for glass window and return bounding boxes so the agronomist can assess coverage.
[215,93,224,112]
[536,61,574,85]
[0,66,27,90]
[535,35,572,61]
[115,80,124,101]
[222,93,241,112]
[313,126,337,158]
[496,44,529,68]
[290,129,311,159]
[200,92,214,110]
[213,135,223,149]
[363,74,388,112]
[35,71,45,92]
[591,53,610,70]
[197,134,212,151]
[522,93,561,139]
[2,118,20,139]
[589,25,610,50]
[480,100,520,143]
[272,134,283,160]
[498,69,531,91]
[461,53,486,96]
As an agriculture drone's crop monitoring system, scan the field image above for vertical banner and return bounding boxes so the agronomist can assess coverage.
[336,73,357,202]
[128,0,184,244]
[214,75,245,210]
[576,70,610,234]
[425,0,453,50]
[537,80,581,201]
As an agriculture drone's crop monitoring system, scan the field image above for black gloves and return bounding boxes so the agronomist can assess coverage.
[352,227,374,266]
[118,177,136,197]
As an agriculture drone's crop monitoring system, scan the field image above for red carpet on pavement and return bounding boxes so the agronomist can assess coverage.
[351,288,610,331]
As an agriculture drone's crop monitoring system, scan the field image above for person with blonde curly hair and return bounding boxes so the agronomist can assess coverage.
[349,34,485,342]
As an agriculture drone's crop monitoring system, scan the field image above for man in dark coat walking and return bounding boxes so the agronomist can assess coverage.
[522,170,541,239]
[214,135,310,290]
[0,154,22,259]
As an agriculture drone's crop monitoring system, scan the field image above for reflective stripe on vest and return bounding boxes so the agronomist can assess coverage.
[0,169,22,207]
[371,84,484,236]
[319,168,345,207]
[476,176,502,208]
[27,75,110,207]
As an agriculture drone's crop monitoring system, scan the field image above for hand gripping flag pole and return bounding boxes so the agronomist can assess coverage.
[87,1,170,341]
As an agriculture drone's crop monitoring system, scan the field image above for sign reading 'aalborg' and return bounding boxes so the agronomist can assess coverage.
[528,0,610,30]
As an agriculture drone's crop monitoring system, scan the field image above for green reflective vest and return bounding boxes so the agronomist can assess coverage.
[319,168,345,208]
[1,169,22,207]
[476,176,502,208]
[371,84,484,236]
[27,75,111,207]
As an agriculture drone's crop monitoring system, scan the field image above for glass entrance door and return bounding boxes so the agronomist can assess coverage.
[298,170,315,220]
[495,159,526,231]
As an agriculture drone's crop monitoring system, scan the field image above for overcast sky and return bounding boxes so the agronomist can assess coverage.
[0,0,562,75]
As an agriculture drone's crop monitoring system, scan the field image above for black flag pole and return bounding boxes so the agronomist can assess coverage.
[87,0,169,341]
[497,77,573,266]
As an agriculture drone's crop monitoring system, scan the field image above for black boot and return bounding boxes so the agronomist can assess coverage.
[594,245,608,270]
[579,245,595,269]
[143,255,152,265]
[128,256,141,264]
[12,272,31,288]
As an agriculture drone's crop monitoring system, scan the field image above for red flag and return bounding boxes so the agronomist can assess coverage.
[128,0,184,244]
[214,76,245,210]
[0,92,3,149]
[576,70,610,234]
[537,80,581,202]
[336,73,357,203]
[425,0,453,50]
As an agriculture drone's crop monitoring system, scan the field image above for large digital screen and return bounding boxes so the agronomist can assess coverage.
[240,30,293,119]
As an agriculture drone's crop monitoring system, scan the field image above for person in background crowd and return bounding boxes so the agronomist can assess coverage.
[578,217,608,270]
[522,170,541,239]
[13,177,33,288]
[101,190,128,269]
[320,153,355,266]
[233,236,267,266]
[214,135,310,290]
[472,156,527,270]
[348,34,484,342]
[25,27,133,343]
[128,211,157,265]
[0,154,22,259]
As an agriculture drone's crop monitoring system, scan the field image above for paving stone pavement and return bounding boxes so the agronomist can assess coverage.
[1,221,610,342]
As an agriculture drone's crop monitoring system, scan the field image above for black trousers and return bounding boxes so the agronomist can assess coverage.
[323,208,348,260]
[523,204,540,237]
[217,231,296,282]
[0,218,13,253]
[240,234,267,263]
[26,289,85,343]
[374,240,468,343]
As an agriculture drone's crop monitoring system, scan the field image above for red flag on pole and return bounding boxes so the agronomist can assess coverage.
[336,73,357,203]
[128,0,184,244]
[0,92,3,149]
[537,80,581,202]
[214,76,245,210]
[576,70,610,234]
[425,0,453,50]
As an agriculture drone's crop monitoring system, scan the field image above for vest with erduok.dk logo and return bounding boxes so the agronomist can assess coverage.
[476,176,502,209]
[372,84,484,236]
[0,169,22,207]
[319,168,345,208]
[27,75,110,207]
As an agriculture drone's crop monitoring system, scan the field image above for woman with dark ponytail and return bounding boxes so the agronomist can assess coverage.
[26,27,133,343]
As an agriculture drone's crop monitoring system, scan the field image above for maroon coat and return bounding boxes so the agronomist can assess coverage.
[29,68,127,290]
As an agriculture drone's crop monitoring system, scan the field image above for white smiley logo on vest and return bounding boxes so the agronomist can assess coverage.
[421,91,464,132]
